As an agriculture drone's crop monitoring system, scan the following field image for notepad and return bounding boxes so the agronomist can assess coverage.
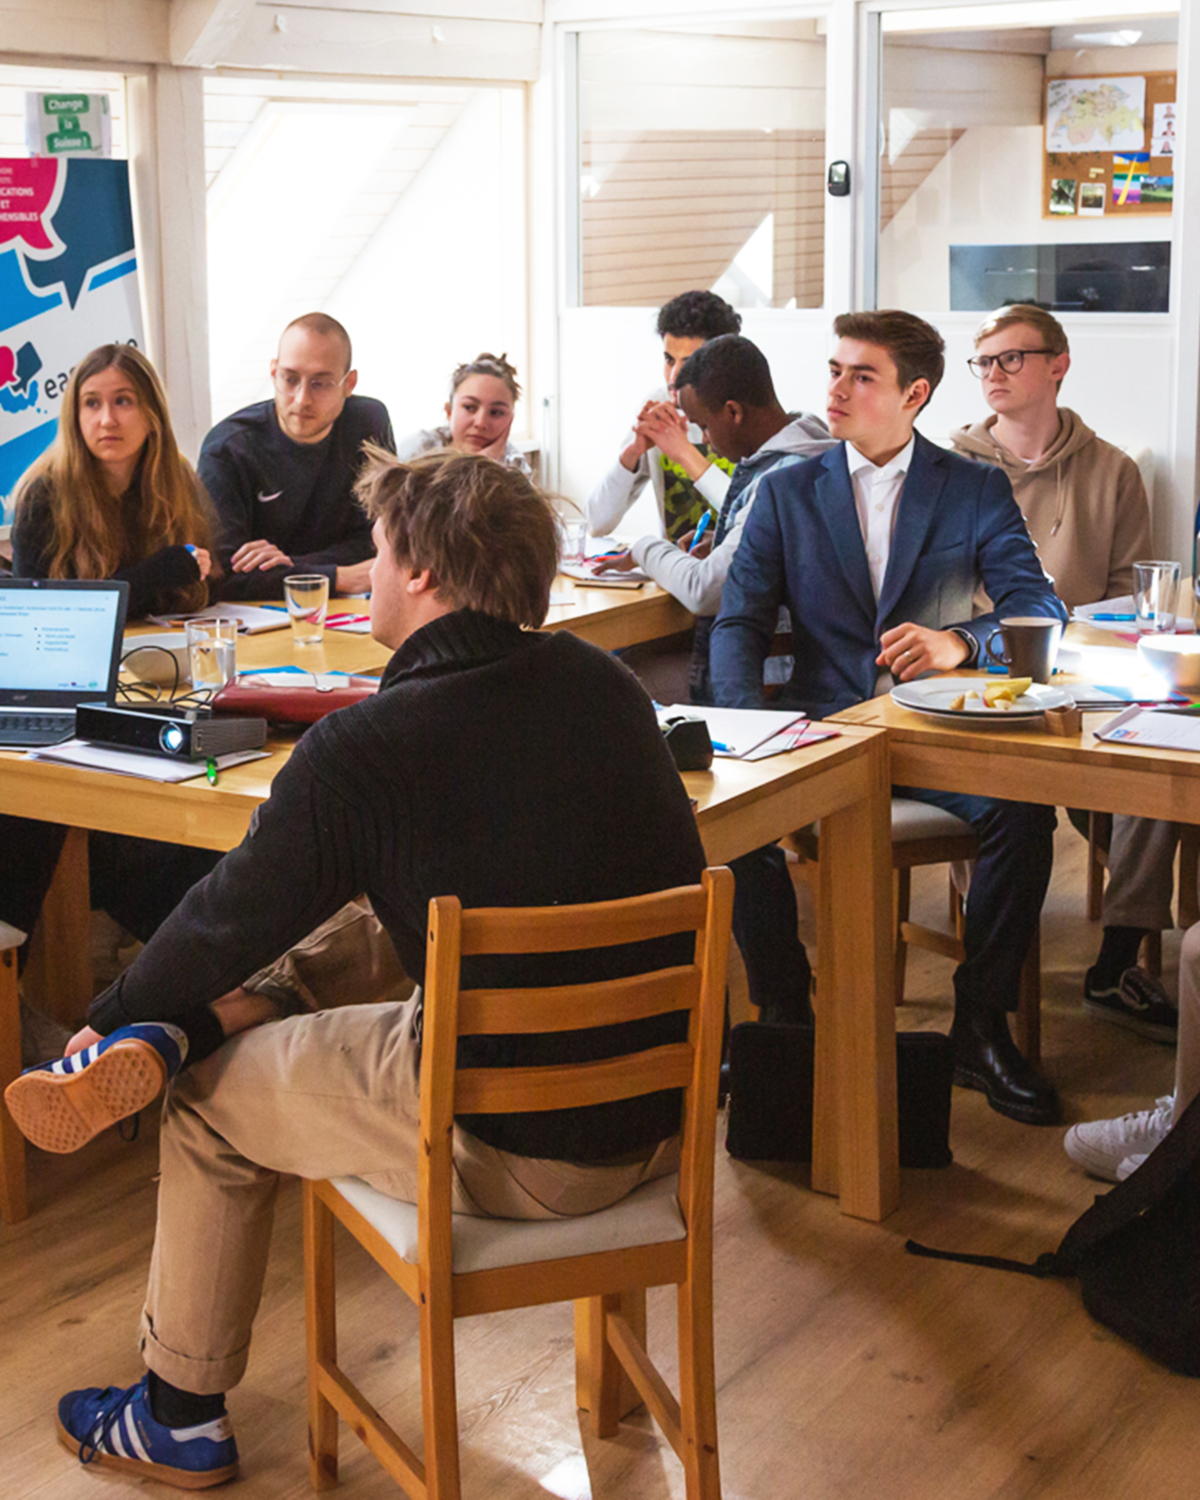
[1094,704,1200,751]
[656,705,824,759]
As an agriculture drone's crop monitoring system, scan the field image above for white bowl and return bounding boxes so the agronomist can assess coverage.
[1137,634,1200,692]
[122,632,191,687]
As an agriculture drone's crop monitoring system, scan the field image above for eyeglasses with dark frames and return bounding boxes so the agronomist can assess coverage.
[967,349,1059,378]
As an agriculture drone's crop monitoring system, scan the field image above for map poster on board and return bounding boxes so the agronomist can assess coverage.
[1044,72,1176,220]
[0,156,143,528]
[1046,76,1146,153]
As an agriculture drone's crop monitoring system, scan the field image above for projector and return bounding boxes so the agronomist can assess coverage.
[75,702,268,760]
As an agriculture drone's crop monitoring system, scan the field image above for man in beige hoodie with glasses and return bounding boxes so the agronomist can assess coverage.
[953,304,1177,1042]
[952,303,1150,612]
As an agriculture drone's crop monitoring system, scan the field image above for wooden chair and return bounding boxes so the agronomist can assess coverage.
[791,798,1042,1064]
[0,920,28,1224]
[303,867,735,1500]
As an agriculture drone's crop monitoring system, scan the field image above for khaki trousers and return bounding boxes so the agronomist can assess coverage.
[140,995,677,1394]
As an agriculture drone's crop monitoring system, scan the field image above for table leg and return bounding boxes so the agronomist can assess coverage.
[23,829,93,1029]
[812,731,899,1221]
[0,943,26,1223]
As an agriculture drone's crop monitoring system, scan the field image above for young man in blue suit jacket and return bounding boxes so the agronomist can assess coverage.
[711,310,1068,1125]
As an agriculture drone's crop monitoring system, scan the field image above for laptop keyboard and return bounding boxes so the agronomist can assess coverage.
[0,713,76,747]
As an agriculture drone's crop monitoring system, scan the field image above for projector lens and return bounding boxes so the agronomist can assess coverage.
[160,723,185,754]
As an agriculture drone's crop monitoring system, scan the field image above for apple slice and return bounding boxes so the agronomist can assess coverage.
[983,677,1033,706]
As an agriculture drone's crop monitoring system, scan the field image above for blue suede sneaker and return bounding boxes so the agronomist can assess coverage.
[4,1022,188,1154]
[57,1374,238,1489]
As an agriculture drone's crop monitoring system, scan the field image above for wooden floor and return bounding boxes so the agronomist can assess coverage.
[2,823,1196,1500]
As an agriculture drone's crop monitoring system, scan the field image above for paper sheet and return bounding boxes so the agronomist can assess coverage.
[148,604,291,635]
[657,705,810,759]
[29,740,271,782]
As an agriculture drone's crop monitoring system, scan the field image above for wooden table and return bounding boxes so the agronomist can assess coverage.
[0,643,899,1222]
[183,578,694,680]
[832,680,1200,824]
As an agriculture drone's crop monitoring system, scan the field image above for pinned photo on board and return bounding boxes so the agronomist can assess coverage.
[1078,182,1106,216]
[1141,175,1174,205]
[1113,153,1148,206]
[1049,178,1077,214]
[1151,101,1177,156]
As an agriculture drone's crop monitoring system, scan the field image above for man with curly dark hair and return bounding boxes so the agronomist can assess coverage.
[586,290,742,546]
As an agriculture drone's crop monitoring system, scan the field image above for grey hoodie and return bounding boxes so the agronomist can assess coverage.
[630,412,835,617]
[951,409,1151,611]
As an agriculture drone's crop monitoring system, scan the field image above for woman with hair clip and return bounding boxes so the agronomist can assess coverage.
[4,345,221,1049]
[395,352,532,473]
[12,343,216,614]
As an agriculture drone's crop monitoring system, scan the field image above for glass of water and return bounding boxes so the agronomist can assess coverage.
[1133,560,1181,634]
[185,618,238,691]
[284,574,330,646]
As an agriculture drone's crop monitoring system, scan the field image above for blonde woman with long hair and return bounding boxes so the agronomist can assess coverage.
[12,344,216,615]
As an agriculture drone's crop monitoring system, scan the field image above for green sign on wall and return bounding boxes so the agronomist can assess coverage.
[25,93,112,157]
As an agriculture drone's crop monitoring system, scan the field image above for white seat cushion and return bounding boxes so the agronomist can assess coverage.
[0,921,26,950]
[328,1171,686,1276]
[889,798,973,842]
[803,798,974,848]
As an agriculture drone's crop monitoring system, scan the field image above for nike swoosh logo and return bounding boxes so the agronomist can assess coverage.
[257,490,283,503]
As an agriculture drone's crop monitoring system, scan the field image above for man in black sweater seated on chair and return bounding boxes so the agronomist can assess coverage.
[200,312,393,601]
[10,451,704,1490]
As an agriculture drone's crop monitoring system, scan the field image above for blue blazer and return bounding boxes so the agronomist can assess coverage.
[710,432,1068,716]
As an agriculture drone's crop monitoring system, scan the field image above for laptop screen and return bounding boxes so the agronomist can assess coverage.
[0,579,130,708]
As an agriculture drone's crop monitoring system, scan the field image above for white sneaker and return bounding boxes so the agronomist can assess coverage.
[1063,1095,1174,1182]
[1116,1152,1149,1181]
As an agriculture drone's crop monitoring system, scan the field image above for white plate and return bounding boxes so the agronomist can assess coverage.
[890,679,1075,722]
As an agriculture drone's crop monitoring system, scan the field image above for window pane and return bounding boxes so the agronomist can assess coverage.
[578,22,826,309]
[878,9,1177,312]
[204,78,527,439]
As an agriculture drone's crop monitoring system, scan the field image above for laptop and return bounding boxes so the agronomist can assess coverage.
[0,578,129,747]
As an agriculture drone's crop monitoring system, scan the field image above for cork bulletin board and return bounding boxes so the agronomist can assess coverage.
[1043,71,1176,220]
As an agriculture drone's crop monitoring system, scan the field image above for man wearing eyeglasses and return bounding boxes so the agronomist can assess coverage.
[200,313,394,601]
[952,303,1150,612]
[955,306,1173,1046]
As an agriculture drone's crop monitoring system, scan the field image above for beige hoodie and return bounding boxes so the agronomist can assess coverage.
[951,409,1151,611]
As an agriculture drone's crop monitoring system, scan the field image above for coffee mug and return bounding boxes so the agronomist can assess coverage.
[985,616,1063,684]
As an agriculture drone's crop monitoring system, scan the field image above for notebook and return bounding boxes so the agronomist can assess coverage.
[0,578,129,747]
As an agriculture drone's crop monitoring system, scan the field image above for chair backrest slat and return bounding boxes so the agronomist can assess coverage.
[456,887,707,956]
[454,1043,695,1115]
[456,966,699,1036]
[417,869,734,1270]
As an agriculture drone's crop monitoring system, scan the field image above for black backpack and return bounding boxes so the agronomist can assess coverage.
[907,1090,1200,1376]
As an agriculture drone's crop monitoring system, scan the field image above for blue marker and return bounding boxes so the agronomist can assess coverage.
[689,511,713,553]
[1090,612,1136,622]
[711,740,731,752]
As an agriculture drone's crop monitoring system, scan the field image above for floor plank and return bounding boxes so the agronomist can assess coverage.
[2,823,1194,1499]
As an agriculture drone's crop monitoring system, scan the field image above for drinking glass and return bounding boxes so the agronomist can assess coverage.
[185,618,237,690]
[284,574,330,646]
[561,517,588,567]
[1132,560,1181,634]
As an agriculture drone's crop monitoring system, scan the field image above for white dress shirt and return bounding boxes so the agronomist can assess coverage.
[845,436,915,600]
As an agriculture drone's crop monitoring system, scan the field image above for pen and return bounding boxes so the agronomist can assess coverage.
[206,758,219,786]
[1090,613,1136,622]
[689,511,713,553]
[711,740,731,752]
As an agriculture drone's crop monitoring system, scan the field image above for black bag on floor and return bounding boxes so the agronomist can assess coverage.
[906,1091,1200,1376]
[726,1023,954,1169]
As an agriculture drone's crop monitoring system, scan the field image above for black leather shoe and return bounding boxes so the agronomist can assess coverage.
[950,1013,1061,1126]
